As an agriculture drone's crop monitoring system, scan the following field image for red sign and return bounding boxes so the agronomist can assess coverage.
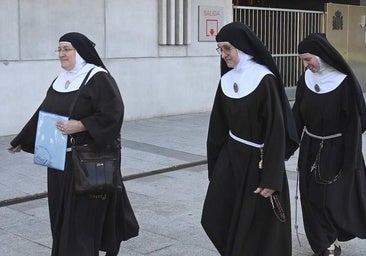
[206,19,218,37]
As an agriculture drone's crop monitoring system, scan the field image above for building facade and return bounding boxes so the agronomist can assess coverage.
[0,0,232,136]
[1,1,365,136]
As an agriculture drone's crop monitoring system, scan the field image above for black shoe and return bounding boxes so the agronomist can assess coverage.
[105,253,118,256]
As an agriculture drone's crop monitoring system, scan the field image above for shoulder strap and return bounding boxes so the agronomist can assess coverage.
[69,68,95,117]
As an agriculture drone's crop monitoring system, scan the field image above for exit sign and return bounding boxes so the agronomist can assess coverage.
[198,6,224,42]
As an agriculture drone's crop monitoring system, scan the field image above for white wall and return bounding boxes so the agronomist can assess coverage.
[0,0,233,136]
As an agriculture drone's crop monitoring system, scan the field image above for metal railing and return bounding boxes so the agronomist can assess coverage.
[233,6,324,87]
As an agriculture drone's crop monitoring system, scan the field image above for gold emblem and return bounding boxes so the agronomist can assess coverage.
[233,83,238,93]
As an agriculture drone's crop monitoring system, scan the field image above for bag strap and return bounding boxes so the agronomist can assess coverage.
[69,67,95,117]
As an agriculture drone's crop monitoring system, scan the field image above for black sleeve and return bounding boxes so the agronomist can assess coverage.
[76,72,124,147]
[10,106,41,154]
[292,75,306,142]
[206,83,228,180]
[258,75,286,192]
[341,78,362,172]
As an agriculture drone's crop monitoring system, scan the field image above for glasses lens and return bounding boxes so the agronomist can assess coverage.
[216,46,233,55]
[56,48,74,54]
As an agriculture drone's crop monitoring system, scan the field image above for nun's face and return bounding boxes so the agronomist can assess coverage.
[58,42,76,71]
[217,42,239,68]
[299,53,320,73]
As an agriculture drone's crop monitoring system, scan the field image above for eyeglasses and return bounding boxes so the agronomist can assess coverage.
[55,47,75,54]
[216,46,234,55]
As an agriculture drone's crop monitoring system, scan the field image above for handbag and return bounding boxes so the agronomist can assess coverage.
[71,140,121,194]
[69,68,120,194]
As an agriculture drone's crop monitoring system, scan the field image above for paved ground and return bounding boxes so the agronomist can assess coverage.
[1,112,365,255]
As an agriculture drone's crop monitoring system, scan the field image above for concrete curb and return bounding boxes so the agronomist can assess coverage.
[0,159,207,208]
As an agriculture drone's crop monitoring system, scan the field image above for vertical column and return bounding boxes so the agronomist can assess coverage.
[158,0,190,45]
[183,0,191,44]
[175,0,184,45]
[158,0,167,45]
[167,0,175,45]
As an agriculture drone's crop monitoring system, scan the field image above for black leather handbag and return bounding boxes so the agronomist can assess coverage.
[69,68,120,195]
[71,141,120,194]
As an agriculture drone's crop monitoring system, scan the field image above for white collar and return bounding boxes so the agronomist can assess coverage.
[221,50,273,98]
[305,57,347,94]
[53,63,107,92]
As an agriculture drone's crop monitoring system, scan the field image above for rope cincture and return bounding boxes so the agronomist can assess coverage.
[294,127,343,247]
[311,140,342,185]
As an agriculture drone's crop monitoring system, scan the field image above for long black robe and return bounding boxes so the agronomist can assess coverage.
[292,75,366,253]
[11,71,139,256]
[201,74,292,256]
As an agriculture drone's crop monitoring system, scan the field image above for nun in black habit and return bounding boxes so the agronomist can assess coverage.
[7,32,139,256]
[293,33,366,256]
[201,22,298,256]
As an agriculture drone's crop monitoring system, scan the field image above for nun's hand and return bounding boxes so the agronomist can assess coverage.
[254,187,276,198]
[56,119,86,135]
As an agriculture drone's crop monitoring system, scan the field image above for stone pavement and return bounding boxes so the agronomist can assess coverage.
[0,112,365,255]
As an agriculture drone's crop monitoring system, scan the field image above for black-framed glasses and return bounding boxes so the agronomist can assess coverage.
[216,46,234,55]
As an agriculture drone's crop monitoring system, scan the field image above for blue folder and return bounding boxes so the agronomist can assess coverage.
[34,111,69,171]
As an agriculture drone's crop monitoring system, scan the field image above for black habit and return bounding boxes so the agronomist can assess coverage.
[293,76,366,253]
[11,70,139,256]
[12,32,139,255]
[201,22,296,256]
[293,33,366,254]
